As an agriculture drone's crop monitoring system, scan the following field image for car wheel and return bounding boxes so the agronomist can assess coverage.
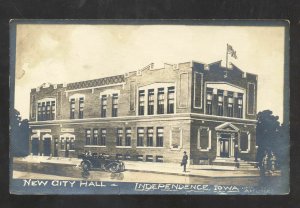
[109,163,119,173]
[81,161,91,171]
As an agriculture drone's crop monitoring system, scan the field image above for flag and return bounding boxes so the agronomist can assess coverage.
[227,44,237,59]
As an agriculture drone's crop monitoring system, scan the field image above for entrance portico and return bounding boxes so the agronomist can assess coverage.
[215,122,239,158]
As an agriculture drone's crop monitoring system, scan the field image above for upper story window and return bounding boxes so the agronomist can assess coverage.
[138,90,145,115]
[101,95,107,118]
[156,127,164,147]
[51,101,55,120]
[167,87,175,114]
[116,128,123,146]
[70,98,75,119]
[147,127,154,147]
[137,128,144,147]
[112,94,118,117]
[237,93,243,118]
[217,90,224,116]
[37,99,55,121]
[206,88,213,115]
[79,97,84,119]
[148,89,154,115]
[227,91,234,117]
[157,88,164,114]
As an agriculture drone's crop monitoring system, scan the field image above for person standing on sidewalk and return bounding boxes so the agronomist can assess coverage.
[181,151,188,172]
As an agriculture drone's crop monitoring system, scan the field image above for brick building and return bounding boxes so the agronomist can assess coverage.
[28,60,257,164]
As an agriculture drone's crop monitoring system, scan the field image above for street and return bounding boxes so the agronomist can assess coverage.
[13,170,261,186]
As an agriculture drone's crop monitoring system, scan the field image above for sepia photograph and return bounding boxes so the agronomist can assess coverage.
[9,20,289,195]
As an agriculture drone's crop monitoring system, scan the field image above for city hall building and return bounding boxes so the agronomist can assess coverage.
[28,60,257,164]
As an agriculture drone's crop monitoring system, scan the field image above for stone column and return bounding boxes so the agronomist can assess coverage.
[216,132,220,157]
[29,137,32,156]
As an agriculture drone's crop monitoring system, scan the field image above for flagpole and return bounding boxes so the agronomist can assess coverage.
[225,44,228,78]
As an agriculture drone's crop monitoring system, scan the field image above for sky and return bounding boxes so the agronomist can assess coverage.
[14,24,286,122]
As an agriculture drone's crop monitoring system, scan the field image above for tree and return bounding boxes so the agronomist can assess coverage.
[256,110,288,169]
[10,109,29,157]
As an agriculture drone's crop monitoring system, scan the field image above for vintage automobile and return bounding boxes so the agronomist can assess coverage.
[78,153,125,173]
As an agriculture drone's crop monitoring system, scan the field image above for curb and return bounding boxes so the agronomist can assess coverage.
[125,168,260,178]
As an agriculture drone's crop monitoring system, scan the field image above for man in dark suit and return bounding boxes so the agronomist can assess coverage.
[181,151,188,172]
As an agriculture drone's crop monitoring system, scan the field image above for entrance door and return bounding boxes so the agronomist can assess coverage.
[220,139,229,157]
[220,134,231,158]
[32,138,39,155]
[54,138,58,157]
[43,138,51,156]
[65,138,70,157]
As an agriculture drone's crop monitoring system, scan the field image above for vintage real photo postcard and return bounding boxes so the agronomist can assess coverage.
[9,20,289,195]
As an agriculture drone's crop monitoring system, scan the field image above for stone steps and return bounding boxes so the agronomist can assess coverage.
[212,158,258,170]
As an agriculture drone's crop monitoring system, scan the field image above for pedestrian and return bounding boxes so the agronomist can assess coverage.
[261,151,269,176]
[181,151,188,172]
[270,151,277,173]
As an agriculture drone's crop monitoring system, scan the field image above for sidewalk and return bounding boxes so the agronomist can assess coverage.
[15,156,260,178]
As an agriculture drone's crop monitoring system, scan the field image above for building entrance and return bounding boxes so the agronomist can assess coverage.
[32,138,39,155]
[219,134,231,158]
[43,137,51,156]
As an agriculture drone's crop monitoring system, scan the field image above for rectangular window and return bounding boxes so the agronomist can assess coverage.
[70,98,75,119]
[37,103,42,121]
[137,128,144,147]
[100,129,106,146]
[206,88,213,115]
[247,83,255,115]
[217,90,224,116]
[50,101,55,120]
[227,92,234,117]
[46,101,51,120]
[79,97,84,119]
[85,129,91,145]
[112,94,118,117]
[93,129,98,145]
[61,139,65,150]
[41,102,46,121]
[148,89,154,115]
[240,131,249,151]
[199,127,210,150]
[31,95,36,119]
[138,90,145,115]
[237,93,243,118]
[70,138,75,150]
[167,87,175,114]
[147,127,154,147]
[156,127,164,147]
[116,128,123,146]
[157,88,164,114]
[194,72,203,108]
[101,95,107,118]
[125,128,131,146]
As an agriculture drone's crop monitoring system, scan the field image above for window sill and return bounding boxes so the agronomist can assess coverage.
[240,150,250,153]
[116,146,132,148]
[136,146,165,149]
[84,145,106,148]
[59,150,75,151]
